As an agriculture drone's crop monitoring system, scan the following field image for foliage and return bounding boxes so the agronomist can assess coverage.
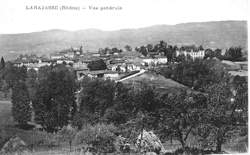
[25,68,38,102]
[157,90,207,149]
[103,82,134,125]
[204,48,222,59]
[0,57,5,70]
[87,59,107,71]
[198,81,247,152]
[5,65,31,126]
[74,78,116,128]
[224,47,244,61]
[0,61,10,99]
[135,41,205,63]
[58,125,77,151]
[33,65,76,132]
[4,64,27,89]
[124,45,132,52]
[98,47,123,55]
[158,59,228,91]
[11,82,31,126]
[74,123,117,153]
[165,147,217,155]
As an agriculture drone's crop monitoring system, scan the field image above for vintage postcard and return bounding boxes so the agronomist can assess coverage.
[0,0,248,154]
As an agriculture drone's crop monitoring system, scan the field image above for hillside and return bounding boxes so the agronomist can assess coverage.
[121,71,188,95]
[0,20,247,60]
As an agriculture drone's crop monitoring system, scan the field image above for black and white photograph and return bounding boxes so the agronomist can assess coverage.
[0,0,248,154]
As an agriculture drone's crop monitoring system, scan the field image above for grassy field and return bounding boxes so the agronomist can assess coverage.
[121,71,189,95]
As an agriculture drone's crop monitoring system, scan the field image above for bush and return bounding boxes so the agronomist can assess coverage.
[74,123,117,153]
[58,125,77,151]
[164,147,217,155]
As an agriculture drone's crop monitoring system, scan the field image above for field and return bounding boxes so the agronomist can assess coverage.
[121,71,189,95]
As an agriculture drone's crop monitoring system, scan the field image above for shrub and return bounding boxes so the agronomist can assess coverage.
[164,147,217,155]
[74,123,117,153]
[58,125,77,151]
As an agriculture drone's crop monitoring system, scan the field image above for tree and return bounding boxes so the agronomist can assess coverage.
[87,59,107,71]
[4,64,27,89]
[159,59,227,91]
[103,82,134,125]
[157,90,207,149]
[137,46,148,57]
[33,65,76,132]
[25,68,38,102]
[98,48,106,55]
[79,45,83,55]
[124,45,132,52]
[75,123,117,153]
[165,46,175,62]
[214,49,222,59]
[12,81,31,126]
[58,125,77,151]
[176,54,186,62]
[75,78,116,127]
[146,44,153,53]
[0,57,5,70]
[3,64,30,126]
[224,47,243,61]
[111,47,121,54]
[201,81,247,152]
[198,45,204,50]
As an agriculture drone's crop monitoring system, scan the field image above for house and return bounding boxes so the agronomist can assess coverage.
[155,56,168,64]
[109,59,125,65]
[103,71,119,80]
[26,60,52,71]
[75,70,119,80]
[109,62,141,73]
[176,50,205,60]
[73,61,88,70]
[50,53,64,60]
[13,58,53,71]
[142,58,155,66]
[126,63,141,71]
[92,53,101,57]
[56,59,74,64]
[64,52,75,59]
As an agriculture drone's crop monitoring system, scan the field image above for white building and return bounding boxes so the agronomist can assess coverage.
[50,54,64,60]
[104,72,119,80]
[127,64,141,71]
[141,57,168,66]
[176,50,205,60]
[64,52,75,59]
[73,62,88,70]
[56,59,74,64]
[156,57,168,64]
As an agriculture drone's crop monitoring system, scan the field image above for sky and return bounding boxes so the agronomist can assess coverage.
[0,0,248,34]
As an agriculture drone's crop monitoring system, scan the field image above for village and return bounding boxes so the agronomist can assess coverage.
[11,43,247,84]
[11,44,209,81]
[0,41,248,154]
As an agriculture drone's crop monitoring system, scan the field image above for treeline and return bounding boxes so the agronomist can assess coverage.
[0,63,77,130]
[157,59,227,91]
[98,47,123,55]
[134,41,246,62]
[204,47,246,61]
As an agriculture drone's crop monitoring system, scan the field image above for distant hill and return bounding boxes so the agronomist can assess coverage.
[0,20,247,60]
